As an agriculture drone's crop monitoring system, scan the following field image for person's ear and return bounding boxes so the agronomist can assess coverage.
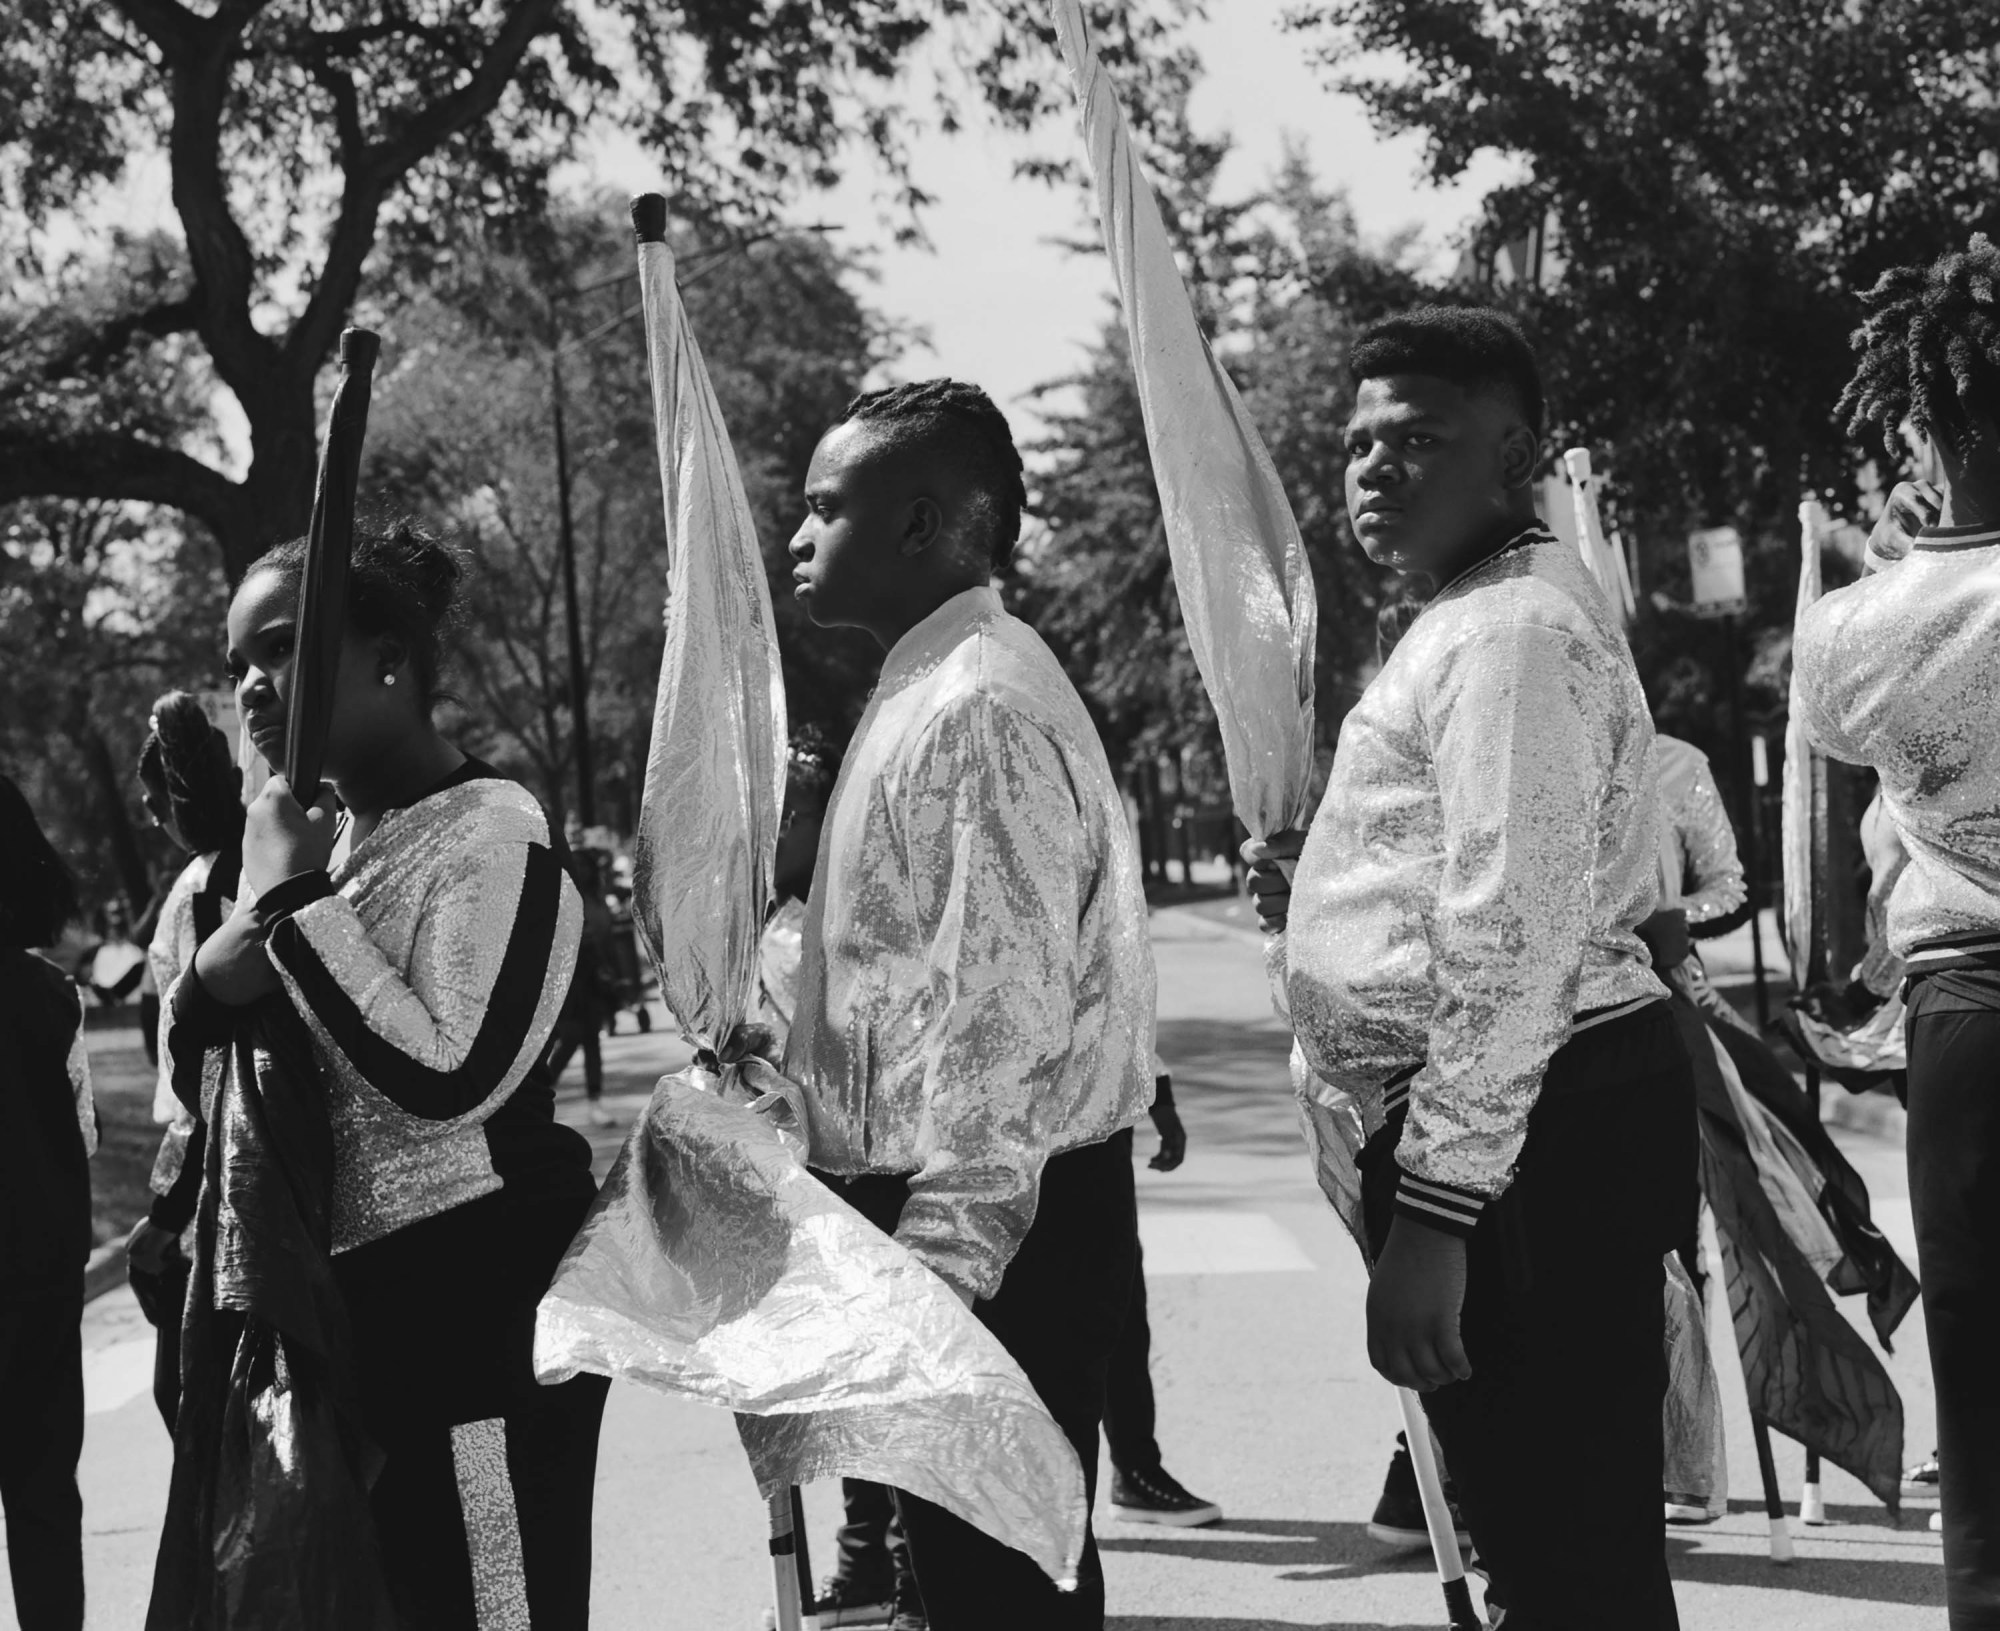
[899,495,945,558]
[1499,423,1541,490]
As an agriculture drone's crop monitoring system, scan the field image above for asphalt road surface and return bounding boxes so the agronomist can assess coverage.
[18,902,1942,1629]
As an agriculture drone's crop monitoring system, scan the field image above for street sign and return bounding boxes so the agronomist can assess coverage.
[1687,526,1746,615]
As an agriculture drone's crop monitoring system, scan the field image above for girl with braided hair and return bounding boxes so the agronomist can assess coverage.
[124,692,246,1430]
[1796,233,2000,1626]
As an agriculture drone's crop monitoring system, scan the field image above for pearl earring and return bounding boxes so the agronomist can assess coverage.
[383,673,397,686]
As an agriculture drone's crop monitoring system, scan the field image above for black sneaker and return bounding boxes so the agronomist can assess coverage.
[1109,1465,1223,1527]
[884,1574,927,1631]
[1368,1432,1470,1551]
[810,1574,896,1628]
[1905,1453,1941,1489]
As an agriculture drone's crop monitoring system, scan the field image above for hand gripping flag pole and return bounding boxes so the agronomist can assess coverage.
[533,197,1090,1627]
[1048,7,1480,1626]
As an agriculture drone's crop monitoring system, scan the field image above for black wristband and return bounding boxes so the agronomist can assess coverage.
[256,869,336,924]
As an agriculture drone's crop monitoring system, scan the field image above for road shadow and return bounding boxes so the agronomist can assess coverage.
[1100,1517,1431,1584]
[1154,1018,1306,1169]
[1110,1619,1438,1631]
[1665,1536,1944,1603]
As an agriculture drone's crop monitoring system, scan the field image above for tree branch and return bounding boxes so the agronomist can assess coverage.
[289,0,562,370]
[38,294,203,382]
[0,428,243,539]
[106,0,201,58]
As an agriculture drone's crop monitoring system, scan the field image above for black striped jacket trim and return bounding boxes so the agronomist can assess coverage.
[266,841,566,1122]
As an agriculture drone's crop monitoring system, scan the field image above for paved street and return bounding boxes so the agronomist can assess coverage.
[17,903,1943,1628]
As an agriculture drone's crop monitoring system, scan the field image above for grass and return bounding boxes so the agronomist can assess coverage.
[85,1025,167,1249]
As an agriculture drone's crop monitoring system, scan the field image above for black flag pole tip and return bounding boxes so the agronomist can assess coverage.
[632,194,669,244]
[339,327,382,369]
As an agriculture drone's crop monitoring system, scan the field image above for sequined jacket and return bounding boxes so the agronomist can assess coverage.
[784,586,1157,1299]
[1656,735,1747,927]
[1286,529,1666,1228]
[145,849,237,1224]
[165,769,581,1254]
[1793,525,2000,962]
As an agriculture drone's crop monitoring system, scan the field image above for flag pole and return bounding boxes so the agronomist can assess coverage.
[286,327,381,800]
[1752,1415,1796,1562]
[1395,1388,1482,1630]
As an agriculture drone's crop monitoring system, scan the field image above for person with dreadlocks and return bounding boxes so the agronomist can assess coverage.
[784,379,1155,1631]
[1796,233,2000,1625]
[123,692,246,1431]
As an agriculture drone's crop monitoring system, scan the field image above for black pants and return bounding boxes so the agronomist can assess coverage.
[1906,968,2000,1628]
[336,1182,608,1630]
[818,1130,1139,1631]
[0,1284,85,1631]
[832,1476,914,1597]
[1102,1237,1159,1477]
[1361,1003,1693,1631]
[545,1022,604,1101]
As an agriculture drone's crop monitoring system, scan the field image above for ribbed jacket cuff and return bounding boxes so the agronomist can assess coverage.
[1393,1167,1488,1239]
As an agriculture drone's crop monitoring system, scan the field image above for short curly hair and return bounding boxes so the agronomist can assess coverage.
[1349,305,1545,435]
[840,379,1028,572]
[1837,233,2000,459]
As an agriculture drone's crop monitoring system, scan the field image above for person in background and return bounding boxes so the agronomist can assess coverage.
[78,895,147,1008]
[1796,234,2000,1625]
[0,772,96,1631]
[1103,1054,1223,1527]
[121,692,246,1432]
[544,848,620,1127]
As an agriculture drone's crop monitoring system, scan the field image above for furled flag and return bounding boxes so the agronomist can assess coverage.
[533,197,1087,1589]
[1563,448,1637,622]
[1048,0,1361,1239]
[1783,500,1830,994]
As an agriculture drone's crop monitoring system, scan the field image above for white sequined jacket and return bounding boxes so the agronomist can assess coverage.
[1793,525,2000,963]
[1655,735,1747,926]
[1286,529,1666,1227]
[784,585,1157,1299]
[166,770,581,1254]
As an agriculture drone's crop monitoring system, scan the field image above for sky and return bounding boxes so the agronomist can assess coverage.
[578,0,1513,436]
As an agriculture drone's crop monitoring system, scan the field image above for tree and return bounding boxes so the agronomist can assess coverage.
[363,198,889,826]
[0,498,231,915]
[1020,146,1420,863]
[0,0,1200,584]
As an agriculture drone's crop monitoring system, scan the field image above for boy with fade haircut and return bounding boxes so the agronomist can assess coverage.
[1798,235,2000,1625]
[783,378,1157,1631]
[1248,307,1694,1628]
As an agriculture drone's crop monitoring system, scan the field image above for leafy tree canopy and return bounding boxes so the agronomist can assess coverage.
[0,0,1199,579]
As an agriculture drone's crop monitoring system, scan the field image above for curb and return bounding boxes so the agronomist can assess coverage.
[85,1239,128,1304]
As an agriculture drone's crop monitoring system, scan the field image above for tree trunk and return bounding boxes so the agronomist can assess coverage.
[82,724,153,912]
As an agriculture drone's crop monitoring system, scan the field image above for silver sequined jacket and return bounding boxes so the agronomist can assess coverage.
[784,585,1157,1300]
[169,775,581,1254]
[1656,735,1747,926]
[1793,526,2000,959]
[1286,530,1666,1221]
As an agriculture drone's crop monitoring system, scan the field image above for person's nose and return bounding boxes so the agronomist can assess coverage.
[238,666,275,710]
[1356,441,1404,490]
[788,519,814,561]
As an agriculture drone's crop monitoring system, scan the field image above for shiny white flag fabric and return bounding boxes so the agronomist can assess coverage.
[1782,500,1828,990]
[1050,0,1317,841]
[1562,448,1636,623]
[534,206,1086,1587]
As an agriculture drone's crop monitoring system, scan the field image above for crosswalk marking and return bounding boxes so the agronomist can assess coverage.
[1138,1209,1316,1276]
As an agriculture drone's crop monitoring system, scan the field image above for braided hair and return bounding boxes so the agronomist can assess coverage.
[840,379,1029,572]
[1838,233,2000,458]
[138,692,245,857]
[252,517,469,706]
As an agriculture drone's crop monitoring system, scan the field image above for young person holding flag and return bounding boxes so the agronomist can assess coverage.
[1797,234,2000,1626]
[784,379,1157,1630]
[1251,308,1692,1628]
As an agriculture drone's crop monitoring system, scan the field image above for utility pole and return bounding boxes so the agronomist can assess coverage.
[550,302,595,829]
